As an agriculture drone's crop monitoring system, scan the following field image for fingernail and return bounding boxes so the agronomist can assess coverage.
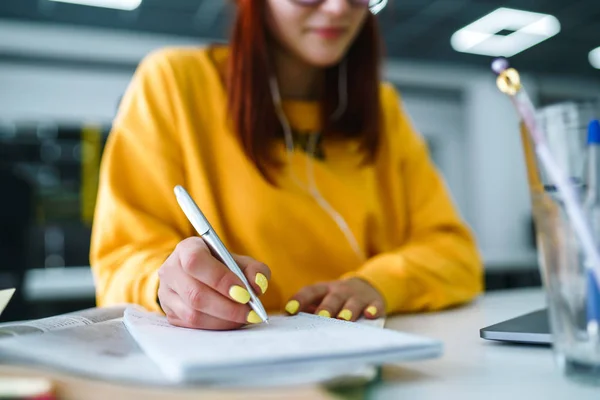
[366,306,378,316]
[338,309,352,321]
[318,310,331,318]
[285,300,300,315]
[229,285,250,304]
[255,273,268,294]
[247,310,262,324]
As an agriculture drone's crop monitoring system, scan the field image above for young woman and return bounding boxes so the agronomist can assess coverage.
[90,0,483,331]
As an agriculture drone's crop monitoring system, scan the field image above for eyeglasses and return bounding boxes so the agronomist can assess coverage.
[289,0,388,14]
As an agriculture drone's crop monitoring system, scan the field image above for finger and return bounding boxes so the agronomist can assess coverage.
[285,283,329,315]
[337,297,369,322]
[169,269,256,325]
[304,304,318,314]
[157,248,182,291]
[316,288,350,319]
[364,301,385,319]
[170,311,246,331]
[158,285,189,323]
[159,287,245,331]
[234,255,271,295]
[176,238,250,305]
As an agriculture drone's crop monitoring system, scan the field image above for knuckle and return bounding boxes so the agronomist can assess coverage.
[336,280,351,290]
[177,237,207,255]
[346,299,361,310]
[185,286,204,308]
[181,251,202,274]
[183,309,202,327]
[175,238,190,253]
[340,283,354,295]
[329,292,347,304]
[180,236,205,248]
[214,265,234,292]
[190,237,209,253]
[329,285,349,298]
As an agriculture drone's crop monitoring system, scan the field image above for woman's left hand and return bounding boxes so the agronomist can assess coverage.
[284,278,385,321]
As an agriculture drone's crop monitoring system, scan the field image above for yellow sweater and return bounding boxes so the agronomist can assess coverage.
[90,46,483,314]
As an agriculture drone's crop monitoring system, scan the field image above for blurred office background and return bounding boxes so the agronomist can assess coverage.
[0,0,599,321]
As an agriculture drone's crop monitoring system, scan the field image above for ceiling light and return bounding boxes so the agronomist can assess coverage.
[590,47,600,69]
[451,7,560,57]
[48,0,142,11]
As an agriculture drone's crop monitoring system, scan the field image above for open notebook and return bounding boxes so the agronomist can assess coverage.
[0,301,441,387]
[124,307,443,383]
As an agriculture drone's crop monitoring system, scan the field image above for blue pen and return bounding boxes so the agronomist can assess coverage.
[584,119,600,336]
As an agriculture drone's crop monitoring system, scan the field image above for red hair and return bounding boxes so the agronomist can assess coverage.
[227,1,383,180]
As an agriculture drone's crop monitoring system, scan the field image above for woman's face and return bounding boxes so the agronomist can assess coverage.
[265,0,370,67]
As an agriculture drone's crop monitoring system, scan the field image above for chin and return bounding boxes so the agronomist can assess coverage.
[301,51,347,68]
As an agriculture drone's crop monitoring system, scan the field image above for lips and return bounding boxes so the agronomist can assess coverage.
[311,27,346,39]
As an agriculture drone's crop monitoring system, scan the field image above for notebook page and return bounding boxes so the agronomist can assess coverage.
[124,307,441,382]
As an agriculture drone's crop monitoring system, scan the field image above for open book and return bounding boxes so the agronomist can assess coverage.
[124,307,443,384]
[0,305,405,387]
[0,305,168,385]
[0,305,125,337]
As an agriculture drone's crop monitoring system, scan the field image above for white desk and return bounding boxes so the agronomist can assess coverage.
[2,289,598,399]
[373,288,598,399]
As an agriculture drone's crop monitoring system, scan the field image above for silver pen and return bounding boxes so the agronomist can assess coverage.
[173,185,269,324]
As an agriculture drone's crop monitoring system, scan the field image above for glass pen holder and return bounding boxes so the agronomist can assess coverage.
[522,101,600,384]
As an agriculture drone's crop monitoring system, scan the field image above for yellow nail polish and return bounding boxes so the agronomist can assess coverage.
[318,310,331,318]
[255,273,268,294]
[285,300,300,315]
[366,306,378,316]
[229,285,250,304]
[338,309,352,321]
[247,310,262,324]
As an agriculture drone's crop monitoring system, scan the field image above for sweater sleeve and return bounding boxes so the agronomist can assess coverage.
[90,50,192,312]
[347,87,484,314]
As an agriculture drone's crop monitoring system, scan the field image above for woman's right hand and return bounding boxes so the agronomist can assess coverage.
[157,237,271,330]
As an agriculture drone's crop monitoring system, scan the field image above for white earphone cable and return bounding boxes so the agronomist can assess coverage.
[268,61,366,262]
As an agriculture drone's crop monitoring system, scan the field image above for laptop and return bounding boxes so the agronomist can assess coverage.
[479,308,552,345]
